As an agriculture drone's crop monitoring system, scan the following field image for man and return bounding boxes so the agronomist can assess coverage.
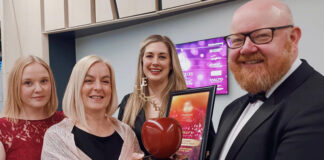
[209,0,324,160]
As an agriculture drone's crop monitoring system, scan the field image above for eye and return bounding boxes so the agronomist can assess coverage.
[23,81,32,86]
[145,54,153,58]
[253,33,272,42]
[41,79,48,84]
[102,80,110,84]
[159,55,167,59]
[84,79,93,83]
[231,37,244,44]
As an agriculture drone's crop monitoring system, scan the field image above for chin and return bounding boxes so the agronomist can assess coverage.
[149,75,168,83]
[86,105,108,111]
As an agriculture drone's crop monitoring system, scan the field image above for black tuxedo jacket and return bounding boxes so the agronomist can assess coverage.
[210,60,324,160]
[118,94,216,157]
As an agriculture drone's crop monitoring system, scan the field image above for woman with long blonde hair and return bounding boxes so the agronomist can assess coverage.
[118,34,188,155]
[0,55,64,160]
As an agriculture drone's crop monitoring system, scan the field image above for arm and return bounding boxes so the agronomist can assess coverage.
[0,142,5,160]
[118,121,144,160]
[41,126,79,160]
[41,128,63,160]
[274,104,324,160]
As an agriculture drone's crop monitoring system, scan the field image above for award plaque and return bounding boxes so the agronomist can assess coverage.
[166,86,217,160]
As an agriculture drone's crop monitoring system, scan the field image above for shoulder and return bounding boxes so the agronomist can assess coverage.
[53,111,65,118]
[118,93,132,119]
[223,95,248,113]
[0,117,10,124]
[45,118,73,136]
[0,118,12,135]
[110,117,134,133]
[50,111,66,122]
[119,93,132,108]
[0,117,13,130]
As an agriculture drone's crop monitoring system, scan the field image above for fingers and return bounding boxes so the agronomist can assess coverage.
[132,153,145,160]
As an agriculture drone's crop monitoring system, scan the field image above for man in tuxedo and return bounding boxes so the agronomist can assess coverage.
[209,0,324,160]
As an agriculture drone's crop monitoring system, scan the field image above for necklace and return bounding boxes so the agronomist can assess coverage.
[135,77,163,117]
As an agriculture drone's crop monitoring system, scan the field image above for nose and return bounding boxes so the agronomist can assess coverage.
[34,83,43,92]
[94,80,103,91]
[152,57,159,65]
[240,37,258,55]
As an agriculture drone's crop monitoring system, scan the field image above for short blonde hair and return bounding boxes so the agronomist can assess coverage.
[122,35,187,127]
[63,55,118,128]
[2,55,58,120]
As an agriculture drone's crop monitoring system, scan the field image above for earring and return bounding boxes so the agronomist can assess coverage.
[140,77,148,88]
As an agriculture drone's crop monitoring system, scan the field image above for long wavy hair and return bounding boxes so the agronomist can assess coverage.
[2,55,58,121]
[122,35,187,127]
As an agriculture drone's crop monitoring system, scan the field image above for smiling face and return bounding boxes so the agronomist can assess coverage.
[81,62,111,113]
[228,0,299,94]
[142,42,172,84]
[20,63,51,111]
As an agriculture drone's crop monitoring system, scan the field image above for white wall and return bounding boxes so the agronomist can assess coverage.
[76,0,324,129]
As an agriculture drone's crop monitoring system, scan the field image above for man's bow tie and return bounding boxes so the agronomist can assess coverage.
[248,92,267,103]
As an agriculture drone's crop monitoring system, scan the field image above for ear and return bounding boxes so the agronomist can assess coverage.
[289,26,302,47]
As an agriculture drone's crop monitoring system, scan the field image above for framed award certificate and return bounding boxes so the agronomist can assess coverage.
[166,85,217,160]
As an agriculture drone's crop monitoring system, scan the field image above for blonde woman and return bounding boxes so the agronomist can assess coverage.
[41,55,143,160]
[0,55,65,160]
[118,35,189,156]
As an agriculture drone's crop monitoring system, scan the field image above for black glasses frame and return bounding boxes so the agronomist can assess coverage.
[224,25,294,49]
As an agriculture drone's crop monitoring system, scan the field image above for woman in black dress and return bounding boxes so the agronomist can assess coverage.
[118,35,216,158]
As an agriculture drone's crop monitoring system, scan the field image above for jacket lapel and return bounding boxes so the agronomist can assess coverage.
[225,97,276,160]
[211,97,250,159]
[225,60,315,160]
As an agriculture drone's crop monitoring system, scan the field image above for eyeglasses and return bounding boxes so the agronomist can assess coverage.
[224,25,294,49]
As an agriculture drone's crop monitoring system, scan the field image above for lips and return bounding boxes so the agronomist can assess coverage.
[32,96,45,100]
[149,68,162,74]
[237,53,265,65]
[242,59,264,64]
[89,95,104,99]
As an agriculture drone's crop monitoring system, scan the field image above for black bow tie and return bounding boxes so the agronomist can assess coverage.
[248,92,267,103]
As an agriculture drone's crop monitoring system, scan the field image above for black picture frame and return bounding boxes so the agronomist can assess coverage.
[166,85,217,160]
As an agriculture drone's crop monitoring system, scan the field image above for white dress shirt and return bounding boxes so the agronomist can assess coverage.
[218,59,302,160]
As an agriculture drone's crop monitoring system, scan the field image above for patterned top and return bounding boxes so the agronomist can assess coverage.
[41,117,143,160]
[0,111,65,160]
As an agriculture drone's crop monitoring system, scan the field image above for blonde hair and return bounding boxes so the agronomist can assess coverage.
[2,55,58,121]
[122,35,187,127]
[63,55,118,128]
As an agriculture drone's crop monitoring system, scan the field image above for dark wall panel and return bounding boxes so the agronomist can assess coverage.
[49,32,76,110]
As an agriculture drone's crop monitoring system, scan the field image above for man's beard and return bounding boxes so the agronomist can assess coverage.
[229,41,293,94]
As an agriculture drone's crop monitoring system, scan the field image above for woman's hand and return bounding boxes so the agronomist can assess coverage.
[132,153,145,160]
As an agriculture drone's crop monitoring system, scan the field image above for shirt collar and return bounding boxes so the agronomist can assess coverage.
[265,59,302,98]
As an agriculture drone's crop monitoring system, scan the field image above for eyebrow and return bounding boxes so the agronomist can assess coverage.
[144,52,168,55]
[22,76,50,81]
[85,75,110,79]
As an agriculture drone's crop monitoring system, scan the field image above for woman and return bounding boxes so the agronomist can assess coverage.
[118,35,188,155]
[0,55,65,160]
[119,35,217,158]
[41,55,143,160]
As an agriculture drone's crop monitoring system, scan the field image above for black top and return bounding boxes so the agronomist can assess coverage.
[72,126,123,160]
[118,94,216,157]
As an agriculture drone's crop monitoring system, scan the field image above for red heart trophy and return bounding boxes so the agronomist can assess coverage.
[142,117,182,159]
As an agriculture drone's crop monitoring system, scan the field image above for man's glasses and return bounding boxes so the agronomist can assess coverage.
[224,25,294,49]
